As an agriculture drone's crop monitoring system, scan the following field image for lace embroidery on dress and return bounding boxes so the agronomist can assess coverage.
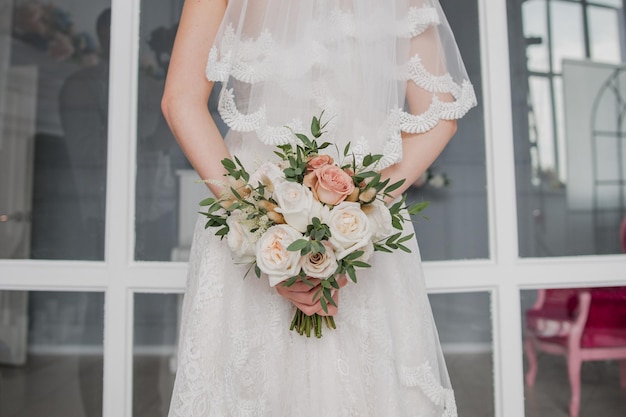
[398,362,459,417]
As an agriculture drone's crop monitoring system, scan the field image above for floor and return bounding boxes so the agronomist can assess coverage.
[0,352,624,417]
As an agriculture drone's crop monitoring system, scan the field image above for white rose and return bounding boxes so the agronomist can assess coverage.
[273,182,314,233]
[300,241,339,279]
[325,202,372,260]
[364,199,395,241]
[248,162,286,197]
[256,224,303,287]
[226,215,258,263]
[309,199,330,223]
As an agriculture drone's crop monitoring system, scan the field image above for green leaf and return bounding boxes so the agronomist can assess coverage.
[296,133,312,146]
[384,179,406,194]
[320,296,328,314]
[323,287,337,308]
[408,201,430,215]
[398,244,412,253]
[311,240,325,255]
[351,261,371,268]
[287,239,310,252]
[343,142,351,157]
[282,275,299,287]
[343,250,365,261]
[199,197,216,206]
[300,275,317,287]
[254,264,261,278]
[347,267,357,283]
[386,233,402,244]
[311,116,321,137]
[374,244,392,253]
[398,233,414,243]
[318,142,331,150]
[221,158,236,170]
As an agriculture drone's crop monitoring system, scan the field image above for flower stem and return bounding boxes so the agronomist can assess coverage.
[289,309,336,338]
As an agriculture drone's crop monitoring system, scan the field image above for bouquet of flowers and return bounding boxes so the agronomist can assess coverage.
[200,114,427,338]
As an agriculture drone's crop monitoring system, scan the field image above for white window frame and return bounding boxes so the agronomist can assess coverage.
[0,0,624,416]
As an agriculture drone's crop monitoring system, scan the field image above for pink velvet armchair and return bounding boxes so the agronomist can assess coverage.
[524,286,626,417]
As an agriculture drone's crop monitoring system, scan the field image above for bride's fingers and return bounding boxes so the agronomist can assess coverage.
[275,284,321,305]
[283,279,321,293]
[336,275,349,288]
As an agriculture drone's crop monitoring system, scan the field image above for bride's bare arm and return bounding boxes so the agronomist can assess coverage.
[381,25,459,199]
[381,117,457,201]
[161,0,229,197]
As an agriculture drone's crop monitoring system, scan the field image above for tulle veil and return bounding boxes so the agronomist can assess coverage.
[206,0,476,168]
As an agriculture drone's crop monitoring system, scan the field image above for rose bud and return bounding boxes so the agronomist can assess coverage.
[361,203,375,215]
[266,210,286,224]
[219,199,237,210]
[345,187,360,202]
[257,199,279,213]
[358,187,378,204]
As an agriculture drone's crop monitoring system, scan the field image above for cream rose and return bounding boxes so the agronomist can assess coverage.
[363,199,395,241]
[256,224,303,287]
[248,162,287,197]
[272,182,315,233]
[300,242,338,279]
[303,164,355,205]
[325,202,372,260]
[226,215,258,263]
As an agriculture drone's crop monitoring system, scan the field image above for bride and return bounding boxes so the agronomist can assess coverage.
[161,0,476,416]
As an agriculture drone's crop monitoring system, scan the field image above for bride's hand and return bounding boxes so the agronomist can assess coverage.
[275,275,348,316]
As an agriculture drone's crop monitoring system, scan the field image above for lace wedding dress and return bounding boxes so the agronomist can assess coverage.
[168,1,476,416]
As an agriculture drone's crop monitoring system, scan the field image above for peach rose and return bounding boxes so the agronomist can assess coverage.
[303,165,355,205]
[306,155,334,172]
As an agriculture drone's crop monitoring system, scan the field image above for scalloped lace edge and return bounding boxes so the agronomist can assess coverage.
[398,362,459,417]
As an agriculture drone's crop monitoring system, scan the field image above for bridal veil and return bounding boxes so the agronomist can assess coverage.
[206,0,476,168]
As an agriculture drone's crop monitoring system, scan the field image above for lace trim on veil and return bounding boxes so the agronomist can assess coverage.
[398,362,459,417]
[206,5,477,168]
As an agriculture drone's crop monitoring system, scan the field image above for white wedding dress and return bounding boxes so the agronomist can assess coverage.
[168,1,476,416]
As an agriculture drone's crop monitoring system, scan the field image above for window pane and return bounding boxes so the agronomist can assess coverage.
[551,1,585,72]
[430,292,495,417]
[521,287,626,416]
[590,0,623,7]
[0,2,112,261]
[523,0,550,73]
[589,6,622,64]
[0,291,104,417]
[509,0,626,257]
[135,0,488,262]
[132,291,495,417]
[529,76,557,177]
[133,293,178,417]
